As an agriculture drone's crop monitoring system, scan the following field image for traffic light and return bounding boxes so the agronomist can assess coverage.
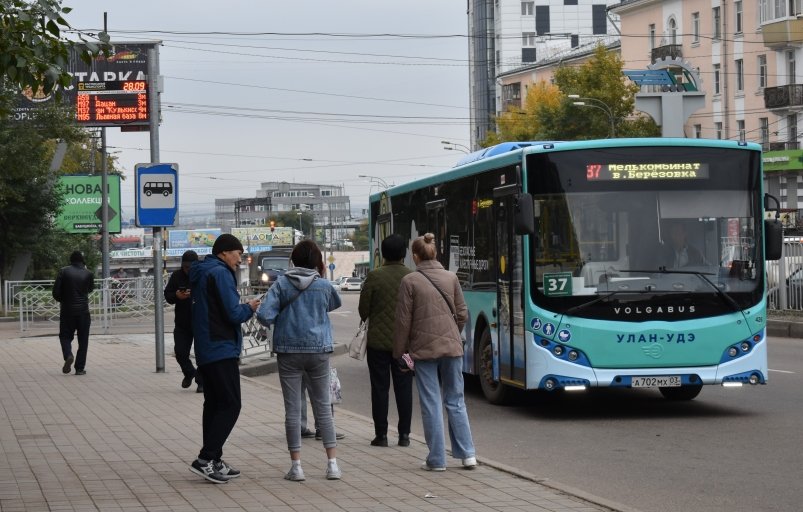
[270,220,275,232]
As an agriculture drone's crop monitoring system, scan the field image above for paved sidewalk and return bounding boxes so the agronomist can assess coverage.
[0,328,630,512]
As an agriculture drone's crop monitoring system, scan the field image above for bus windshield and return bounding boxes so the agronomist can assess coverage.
[527,145,764,319]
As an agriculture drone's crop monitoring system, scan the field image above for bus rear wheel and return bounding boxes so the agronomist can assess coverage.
[478,328,510,404]
[659,385,702,401]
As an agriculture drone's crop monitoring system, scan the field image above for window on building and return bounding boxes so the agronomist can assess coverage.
[522,32,535,46]
[592,4,606,34]
[535,5,550,35]
[649,24,656,50]
[694,124,702,138]
[758,54,768,89]
[522,48,536,63]
[788,114,798,145]
[564,0,578,4]
[735,59,744,91]
[716,122,723,139]
[668,17,677,45]
[788,50,796,84]
[737,120,746,141]
[735,1,743,33]
[760,118,769,149]
[571,34,579,47]
[714,64,721,94]
[759,0,769,23]
[692,12,700,43]
[521,1,534,15]
[712,7,721,40]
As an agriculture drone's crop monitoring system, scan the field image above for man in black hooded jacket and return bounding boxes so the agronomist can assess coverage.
[53,251,95,375]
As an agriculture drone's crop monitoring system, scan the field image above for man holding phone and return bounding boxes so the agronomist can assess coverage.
[165,250,201,391]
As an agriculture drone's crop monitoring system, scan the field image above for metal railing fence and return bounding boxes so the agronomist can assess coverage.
[3,277,271,358]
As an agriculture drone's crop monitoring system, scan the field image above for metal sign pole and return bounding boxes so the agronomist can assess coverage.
[148,47,165,373]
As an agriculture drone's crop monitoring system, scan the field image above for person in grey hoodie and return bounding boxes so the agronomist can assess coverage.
[256,240,342,482]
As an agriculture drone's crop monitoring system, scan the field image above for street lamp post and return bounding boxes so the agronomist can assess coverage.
[358,174,390,190]
[440,140,470,153]
[567,95,616,138]
[297,211,302,241]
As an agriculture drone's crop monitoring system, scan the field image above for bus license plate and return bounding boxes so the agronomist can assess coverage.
[631,376,681,388]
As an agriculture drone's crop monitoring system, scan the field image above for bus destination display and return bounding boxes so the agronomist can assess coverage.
[75,80,149,126]
[586,162,709,181]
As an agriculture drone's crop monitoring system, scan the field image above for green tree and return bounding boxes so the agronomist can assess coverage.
[0,91,92,282]
[0,0,108,109]
[483,45,659,144]
[351,219,369,251]
[268,211,315,237]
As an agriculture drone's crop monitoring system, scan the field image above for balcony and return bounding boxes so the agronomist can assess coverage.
[650,44,682,63]
[761,17,803,48]
[765,84,803,110]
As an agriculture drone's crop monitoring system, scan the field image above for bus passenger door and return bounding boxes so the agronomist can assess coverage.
[493,188,526,388]
[426,199,449,268]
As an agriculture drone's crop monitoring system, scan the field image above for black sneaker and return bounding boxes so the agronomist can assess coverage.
[196,385,204,393]
[190,459,229,484]
[181,375,193,388]
[62,355,74,374]
[300,428,315,438]
[215,459,240,478]
[75,370,86,376]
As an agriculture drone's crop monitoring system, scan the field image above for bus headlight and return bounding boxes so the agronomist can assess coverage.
[728,347,738,357]
[740,342,751,352]
[553,345,564,356]
[568,350,579,361]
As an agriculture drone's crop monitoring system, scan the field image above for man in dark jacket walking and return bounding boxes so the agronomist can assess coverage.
[52,251,95,375]
[188,234,260,484]
[165,250,202,392]
[358,234,414,447]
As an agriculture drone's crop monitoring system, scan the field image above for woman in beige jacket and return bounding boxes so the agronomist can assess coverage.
[393,233,477,471]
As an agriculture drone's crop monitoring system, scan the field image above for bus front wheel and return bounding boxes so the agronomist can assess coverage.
[659,385,702,401]
[478,328,510,404]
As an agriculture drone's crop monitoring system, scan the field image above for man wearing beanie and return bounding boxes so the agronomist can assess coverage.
[52,250,95,375]
[164,250,202,392]
[188,234,260,483]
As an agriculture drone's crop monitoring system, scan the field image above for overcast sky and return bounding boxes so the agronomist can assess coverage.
[65,1,471,223]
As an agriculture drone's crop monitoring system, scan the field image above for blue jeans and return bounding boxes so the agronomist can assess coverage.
[277,353,337,451]
[414,356,475,467]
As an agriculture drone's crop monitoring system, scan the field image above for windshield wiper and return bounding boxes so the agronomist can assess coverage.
[617,268,741,312]
[565,291,625,316]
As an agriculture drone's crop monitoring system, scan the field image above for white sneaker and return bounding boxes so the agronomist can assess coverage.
[421,461,446,472]
[326,461,342,480]
[284,464,305,481]
[462,456,477,469]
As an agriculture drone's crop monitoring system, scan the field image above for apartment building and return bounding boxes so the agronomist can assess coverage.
[490,1,803,216]
[612,0,803,213]
[467,0,621,149]
[215,182,350,233]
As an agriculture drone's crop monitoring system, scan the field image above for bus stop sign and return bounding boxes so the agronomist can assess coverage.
[135,163,178,227]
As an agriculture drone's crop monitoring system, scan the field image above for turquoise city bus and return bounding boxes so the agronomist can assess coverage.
[367,138,783,403]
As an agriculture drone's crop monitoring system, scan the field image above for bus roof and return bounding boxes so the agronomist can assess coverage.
[369,138,762,201]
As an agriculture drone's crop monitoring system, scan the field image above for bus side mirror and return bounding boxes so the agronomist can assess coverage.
[514,193,535,236]
[764,219,782,261]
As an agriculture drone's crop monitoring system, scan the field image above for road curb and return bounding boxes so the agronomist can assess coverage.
[767,318,803,339]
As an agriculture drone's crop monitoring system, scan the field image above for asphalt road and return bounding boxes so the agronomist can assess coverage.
[255,292,803,512]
